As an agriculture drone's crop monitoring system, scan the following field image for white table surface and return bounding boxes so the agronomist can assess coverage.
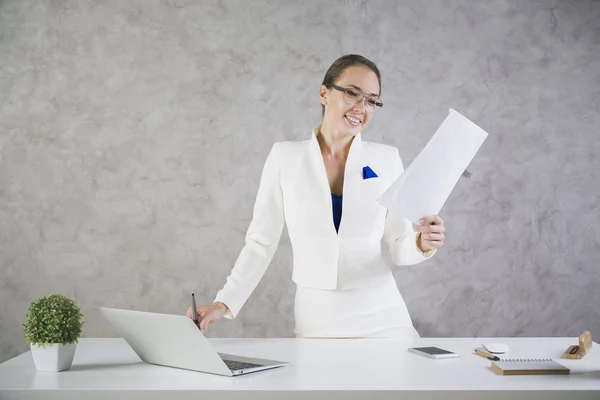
[1,337,599,400]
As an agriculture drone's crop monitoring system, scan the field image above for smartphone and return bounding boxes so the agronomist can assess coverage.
[408,346,459,359]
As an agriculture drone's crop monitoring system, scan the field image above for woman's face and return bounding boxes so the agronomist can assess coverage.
[320,65,381,136]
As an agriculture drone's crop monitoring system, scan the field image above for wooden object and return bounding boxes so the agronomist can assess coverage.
[562,331,592,360]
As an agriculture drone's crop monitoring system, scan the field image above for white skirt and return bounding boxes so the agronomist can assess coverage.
[294,274,420,339]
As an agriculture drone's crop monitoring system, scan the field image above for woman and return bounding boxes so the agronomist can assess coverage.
[186,54,446,339]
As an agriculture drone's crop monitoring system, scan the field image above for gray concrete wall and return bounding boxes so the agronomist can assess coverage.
[1,0,599,363]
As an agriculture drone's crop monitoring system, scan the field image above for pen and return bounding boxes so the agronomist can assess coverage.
[191,292,200,329]
[475,348,500,361]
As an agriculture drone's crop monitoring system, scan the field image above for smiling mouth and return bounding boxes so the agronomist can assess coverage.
[345,115,361,126]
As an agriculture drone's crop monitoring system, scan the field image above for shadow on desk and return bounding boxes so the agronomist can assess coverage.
[68,362,144,372]
[570,371,600,379]
[484,366,600,379]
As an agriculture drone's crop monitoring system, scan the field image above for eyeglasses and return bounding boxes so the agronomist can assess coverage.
[326,84,384,112]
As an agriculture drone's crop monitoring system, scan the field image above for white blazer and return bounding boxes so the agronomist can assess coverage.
[215,126,435,318]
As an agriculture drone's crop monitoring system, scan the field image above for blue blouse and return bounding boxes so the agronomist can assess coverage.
[331,193,343,232]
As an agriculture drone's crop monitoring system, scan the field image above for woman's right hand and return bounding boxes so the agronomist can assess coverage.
[185,302,228,333]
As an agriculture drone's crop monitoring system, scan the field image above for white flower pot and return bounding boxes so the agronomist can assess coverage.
[30,343,77,372]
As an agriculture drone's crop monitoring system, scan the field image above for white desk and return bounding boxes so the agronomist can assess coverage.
[1,337,599,399]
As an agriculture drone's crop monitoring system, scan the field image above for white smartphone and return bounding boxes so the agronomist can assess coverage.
[408,346,459,359]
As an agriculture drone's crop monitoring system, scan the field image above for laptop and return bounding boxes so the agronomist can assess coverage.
[99,307,287,376]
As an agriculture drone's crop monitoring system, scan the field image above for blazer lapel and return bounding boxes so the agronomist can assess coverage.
[338,132,367,236]
[293,128,337,236]
[294,128,378,238]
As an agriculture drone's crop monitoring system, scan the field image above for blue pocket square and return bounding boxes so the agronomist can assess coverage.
[362,166,378,179]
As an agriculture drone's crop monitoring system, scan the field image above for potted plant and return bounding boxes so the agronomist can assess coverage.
[23,293,84,371]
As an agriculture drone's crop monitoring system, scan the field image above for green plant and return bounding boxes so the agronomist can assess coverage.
[23,294,84,346]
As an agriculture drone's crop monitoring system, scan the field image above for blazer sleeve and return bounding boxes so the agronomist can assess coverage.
[383,147,436,266]
[214,143,285,318]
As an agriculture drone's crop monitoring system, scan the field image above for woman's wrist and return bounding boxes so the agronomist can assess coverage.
[213,301,229,314]
[416,232,426,253]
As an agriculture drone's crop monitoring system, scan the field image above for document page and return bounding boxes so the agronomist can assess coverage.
[379,109,489,224]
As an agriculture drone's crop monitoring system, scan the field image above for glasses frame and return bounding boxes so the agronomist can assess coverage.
[325,84,384,112]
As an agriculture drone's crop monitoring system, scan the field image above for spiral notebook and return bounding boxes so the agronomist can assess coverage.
[491,358,570,375]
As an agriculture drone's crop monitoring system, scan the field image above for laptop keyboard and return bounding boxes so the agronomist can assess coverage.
[223,359,263,371]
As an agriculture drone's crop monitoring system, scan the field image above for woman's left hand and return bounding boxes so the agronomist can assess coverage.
[416,215,445,252]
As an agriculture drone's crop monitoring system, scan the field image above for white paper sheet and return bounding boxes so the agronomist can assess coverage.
[379,109,489,224]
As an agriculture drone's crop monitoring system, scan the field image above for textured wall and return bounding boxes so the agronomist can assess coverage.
[1,0,599,363]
